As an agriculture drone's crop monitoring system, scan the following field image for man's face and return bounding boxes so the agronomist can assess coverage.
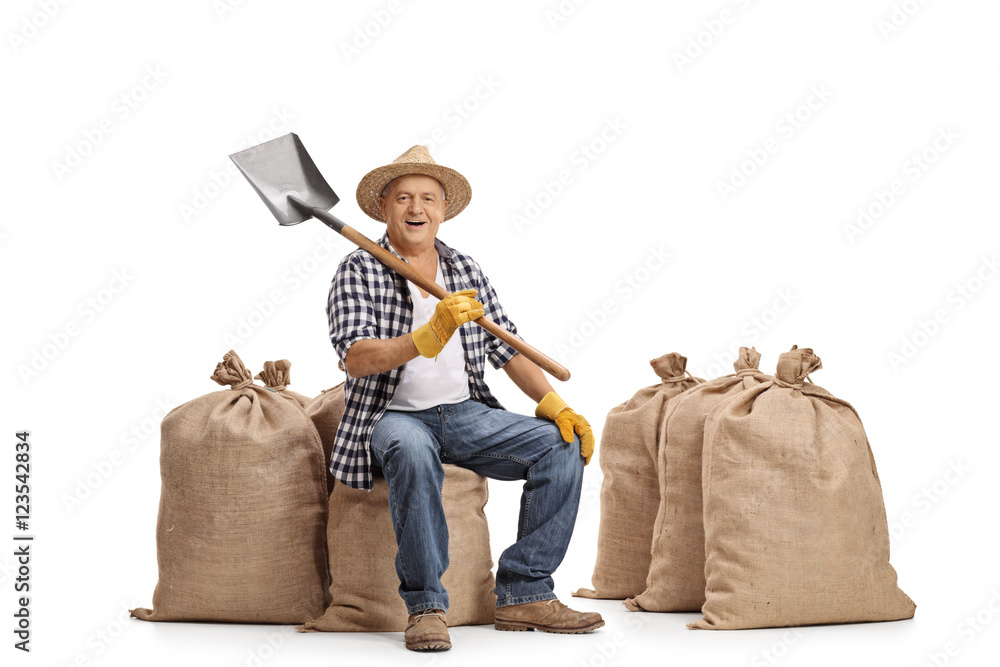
[379,174,449,250]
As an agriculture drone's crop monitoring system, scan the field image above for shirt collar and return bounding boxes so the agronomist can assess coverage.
[378,232,456,267]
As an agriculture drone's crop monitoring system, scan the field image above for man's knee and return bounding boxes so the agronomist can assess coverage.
[542,425,585,480]
[378,428,441,472]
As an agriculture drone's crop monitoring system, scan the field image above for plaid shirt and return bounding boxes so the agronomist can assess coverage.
[327,232,519,490]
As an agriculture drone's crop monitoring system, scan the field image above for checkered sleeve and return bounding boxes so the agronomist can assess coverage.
[472,261,520,370]
[328,254,378,364]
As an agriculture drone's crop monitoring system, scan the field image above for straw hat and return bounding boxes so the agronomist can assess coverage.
[356,145,472,222]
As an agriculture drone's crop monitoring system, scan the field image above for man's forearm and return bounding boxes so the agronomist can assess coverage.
[344,335,420,377]
[502,353,554,403]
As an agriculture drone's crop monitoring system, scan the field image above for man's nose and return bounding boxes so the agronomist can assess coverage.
[407,198,424,213]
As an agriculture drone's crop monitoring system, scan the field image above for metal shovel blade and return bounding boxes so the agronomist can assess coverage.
[228,133,339,225]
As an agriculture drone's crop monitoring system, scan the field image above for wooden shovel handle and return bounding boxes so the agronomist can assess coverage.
[318,211,570,382]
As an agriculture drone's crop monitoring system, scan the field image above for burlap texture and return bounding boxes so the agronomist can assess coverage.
[255,359,312,406]
[574,353,702,600]
[131,351,330,624]
[302,382,346,494]
[691,346,916,629]
[300,465,496,632]
[626,347,769,612]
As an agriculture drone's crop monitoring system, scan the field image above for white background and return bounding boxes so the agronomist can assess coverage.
[3,1,999,665]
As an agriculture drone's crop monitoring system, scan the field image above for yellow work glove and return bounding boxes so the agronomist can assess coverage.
[535,392,595,465]
[412,289,485,358]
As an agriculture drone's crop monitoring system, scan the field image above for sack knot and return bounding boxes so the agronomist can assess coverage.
[256,360,293,391]
[210,350,254,390]
[231,377,254,391]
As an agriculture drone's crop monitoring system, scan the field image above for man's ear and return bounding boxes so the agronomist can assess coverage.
[378,196,387,220]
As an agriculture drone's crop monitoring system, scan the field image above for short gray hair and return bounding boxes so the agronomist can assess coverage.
[380,176,446,201]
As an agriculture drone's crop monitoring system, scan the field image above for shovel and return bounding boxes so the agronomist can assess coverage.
[229,133,571,382]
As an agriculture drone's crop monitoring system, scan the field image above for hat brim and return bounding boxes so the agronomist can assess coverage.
[356,162,471,222]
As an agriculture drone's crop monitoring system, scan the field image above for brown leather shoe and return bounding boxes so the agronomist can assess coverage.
[405,609,451,651]
[495,599,604,633]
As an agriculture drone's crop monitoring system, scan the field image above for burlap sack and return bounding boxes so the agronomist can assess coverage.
[131,350,329,624]
[574,353,702,600]
[626,347,769,613]
[255,359,312,406]
[691,346,915,629]
[302,382,346,494]
[300,465,496,632]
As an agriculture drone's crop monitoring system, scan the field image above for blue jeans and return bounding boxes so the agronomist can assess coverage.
[369,399,585,614]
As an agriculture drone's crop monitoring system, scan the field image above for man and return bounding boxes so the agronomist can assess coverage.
[327,145,602,651]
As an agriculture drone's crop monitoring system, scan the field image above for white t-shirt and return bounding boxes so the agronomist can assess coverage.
[387,256,471,412]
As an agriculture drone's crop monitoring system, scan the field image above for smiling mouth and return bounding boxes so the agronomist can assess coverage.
[405,220,426,227]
